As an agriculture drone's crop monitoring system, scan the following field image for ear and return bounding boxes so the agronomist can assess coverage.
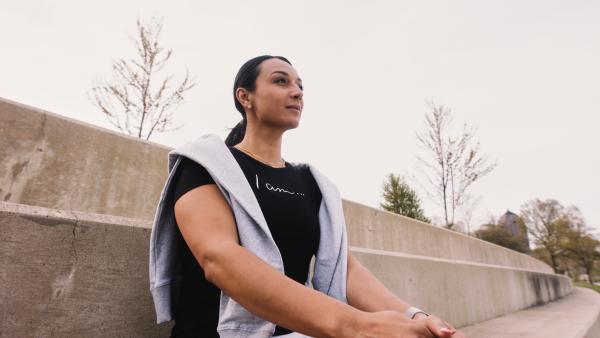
[235,87,252,109]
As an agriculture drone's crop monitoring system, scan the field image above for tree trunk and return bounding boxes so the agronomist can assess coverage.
[585,263,594,284]
[550,253,559,274]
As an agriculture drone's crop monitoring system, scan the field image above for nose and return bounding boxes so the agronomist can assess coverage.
[291,84,303,101]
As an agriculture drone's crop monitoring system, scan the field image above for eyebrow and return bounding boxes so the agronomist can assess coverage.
[271,71,302,83]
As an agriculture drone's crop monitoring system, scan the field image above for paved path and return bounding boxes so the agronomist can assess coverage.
[459,287,600,338]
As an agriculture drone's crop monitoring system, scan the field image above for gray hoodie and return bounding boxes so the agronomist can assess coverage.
[148,133,349,338]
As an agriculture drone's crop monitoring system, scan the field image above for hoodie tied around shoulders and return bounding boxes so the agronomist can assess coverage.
[148,133,349,338]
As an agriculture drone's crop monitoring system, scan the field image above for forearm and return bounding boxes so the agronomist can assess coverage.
[346,254,412,315]
[346,255,460,337]
[204,244,363,338]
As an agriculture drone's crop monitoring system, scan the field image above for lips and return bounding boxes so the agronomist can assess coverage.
[286,105,301,111]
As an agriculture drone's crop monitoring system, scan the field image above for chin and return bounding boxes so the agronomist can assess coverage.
[286,122,300,131]
[283,118,300,130]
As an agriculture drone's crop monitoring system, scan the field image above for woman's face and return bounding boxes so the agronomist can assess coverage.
[241,58,304,130]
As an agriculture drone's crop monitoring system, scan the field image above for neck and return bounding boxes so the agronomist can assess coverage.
[235,125,284,165]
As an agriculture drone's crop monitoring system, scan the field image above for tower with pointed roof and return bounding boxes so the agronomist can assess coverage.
[498,210,530,252]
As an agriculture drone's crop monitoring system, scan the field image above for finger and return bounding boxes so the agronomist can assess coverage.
[429,321,454,337]
[424,314,456,337]
[440,328,454,336]
[424,327,438,338]
[443,320,457,333]
[439,328,455,337]
[420,320,439,338]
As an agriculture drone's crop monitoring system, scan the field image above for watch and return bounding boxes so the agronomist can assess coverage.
[404,306,430,319]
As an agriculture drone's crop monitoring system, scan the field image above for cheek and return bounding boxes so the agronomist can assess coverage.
[257,90,286,112]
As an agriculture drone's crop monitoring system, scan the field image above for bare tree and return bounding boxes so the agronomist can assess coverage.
[89,16,196,140]
[457,194,482,235]
[415,100,496,230]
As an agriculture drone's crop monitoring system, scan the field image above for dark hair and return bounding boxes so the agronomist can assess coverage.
[225,55,292,146]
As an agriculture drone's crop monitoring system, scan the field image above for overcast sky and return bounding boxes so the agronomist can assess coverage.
[2,0,599,232]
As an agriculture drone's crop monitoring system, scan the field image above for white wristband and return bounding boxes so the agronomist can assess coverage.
[404,306,430,319]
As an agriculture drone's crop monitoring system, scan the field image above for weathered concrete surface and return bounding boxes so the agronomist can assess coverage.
[459,287,600,338]
[344,199,553,273]
[1,97,556,274]
[0,202,171,337]
[0,97,169,220]
[1,201,572,336]
[351,247,572,329]
[1,97,578,336]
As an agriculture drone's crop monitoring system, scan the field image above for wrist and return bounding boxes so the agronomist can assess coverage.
[412,312,429,320]
[404,306,430,320]
[336,307,367,338]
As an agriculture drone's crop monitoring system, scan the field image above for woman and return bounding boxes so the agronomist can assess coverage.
[149,55,466,337]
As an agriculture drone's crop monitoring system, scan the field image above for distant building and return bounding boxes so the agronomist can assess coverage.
[498,210,530,252]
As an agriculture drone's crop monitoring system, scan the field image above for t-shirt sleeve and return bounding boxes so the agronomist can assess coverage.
[172,157,216,203]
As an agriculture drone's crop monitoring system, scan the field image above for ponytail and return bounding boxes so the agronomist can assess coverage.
[225,118,247,146]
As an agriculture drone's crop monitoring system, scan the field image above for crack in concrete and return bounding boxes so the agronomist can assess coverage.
[71,216,78,265]
[2,113,49,202]
[34,209,80,336]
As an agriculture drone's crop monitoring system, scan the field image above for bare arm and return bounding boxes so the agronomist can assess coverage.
[175,184,363,338]
[175,184,441,338]
[346,250,463,337]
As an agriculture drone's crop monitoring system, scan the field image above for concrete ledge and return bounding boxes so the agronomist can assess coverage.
[0,201,171,337]
[2,97,555,275]
[351,247,572,328]
[344,199,553,273]
[2,201,572,336]
[459,287,600,338]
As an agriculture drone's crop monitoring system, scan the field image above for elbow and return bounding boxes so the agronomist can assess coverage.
[347,250,361,275]
[201,257,218,284]
[197,243,236,284]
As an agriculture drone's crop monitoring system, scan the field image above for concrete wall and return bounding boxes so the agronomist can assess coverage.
[351,248,571,328]
[344,200,553,273]
[1,201,572,336]
[0,97,169,220]
[0,97,575,336]
[0,97,556,272]
[0,202,171,337]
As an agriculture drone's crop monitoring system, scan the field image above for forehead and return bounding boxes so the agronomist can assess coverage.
[259,58,301,80]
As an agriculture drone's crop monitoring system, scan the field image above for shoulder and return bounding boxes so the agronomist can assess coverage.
[175,156,214,182]
[287,159,310,171]
[168,133,224,161]
[171,157,215,203]
[179,156,206,171]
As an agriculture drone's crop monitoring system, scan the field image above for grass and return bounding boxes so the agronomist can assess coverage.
[574,281,600,293]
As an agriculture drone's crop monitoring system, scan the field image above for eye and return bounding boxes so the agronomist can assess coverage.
[275,77,303,91]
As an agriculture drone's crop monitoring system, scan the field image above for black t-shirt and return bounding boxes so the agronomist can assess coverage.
[169,146,322,338]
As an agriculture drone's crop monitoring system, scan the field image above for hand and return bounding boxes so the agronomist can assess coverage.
[413,314,467,338]
[356,310,436,338]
